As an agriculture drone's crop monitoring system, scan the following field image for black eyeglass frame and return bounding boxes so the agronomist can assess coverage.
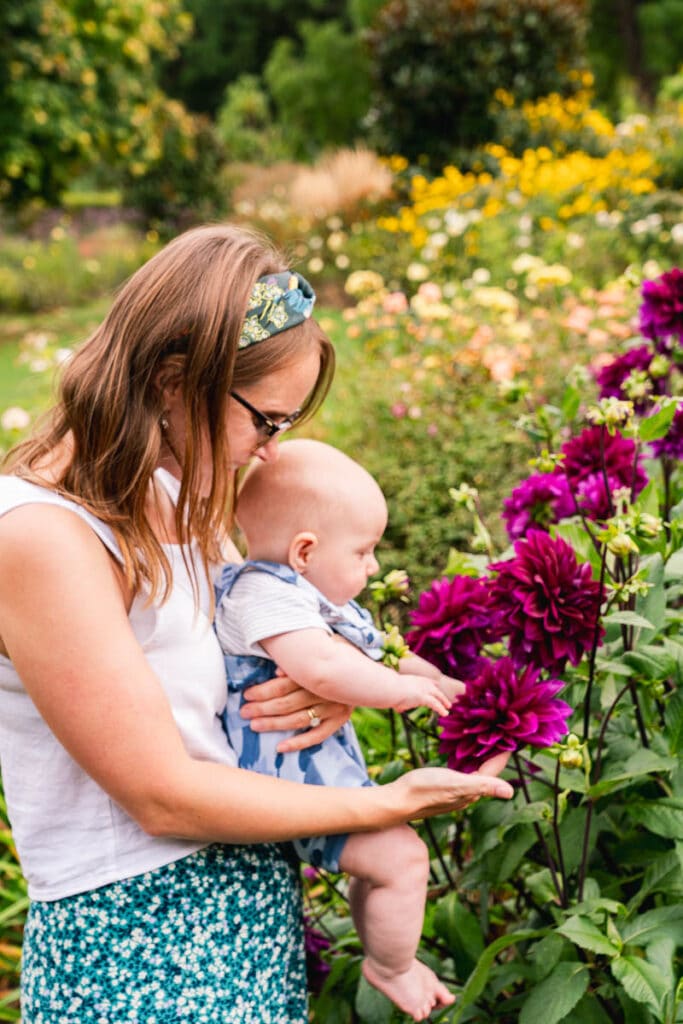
[230,390,303,440]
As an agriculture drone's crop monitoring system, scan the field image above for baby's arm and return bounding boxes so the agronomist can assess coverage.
[398,653,466,703]
[261,629,452,716]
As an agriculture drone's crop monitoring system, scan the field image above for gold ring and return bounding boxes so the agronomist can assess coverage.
[307,707,321,729]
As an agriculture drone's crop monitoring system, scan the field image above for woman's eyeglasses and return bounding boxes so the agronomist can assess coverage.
[230,390,303,440]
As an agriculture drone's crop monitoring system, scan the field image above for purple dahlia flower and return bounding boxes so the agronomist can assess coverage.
[488,531,605,675]
[438,658,571,773]
[406,575,499,681]
[639,268,683,350]
[503,472,575,541]
[650,402,683,461]
[561,425,648,518]
[595,345,665,412]
[304,918,331,994]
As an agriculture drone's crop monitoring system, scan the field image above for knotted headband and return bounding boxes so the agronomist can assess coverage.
[239,271,316,349]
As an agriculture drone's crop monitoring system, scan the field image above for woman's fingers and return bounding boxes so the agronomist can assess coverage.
[276,705,352,753]
[476,751,511,777]
[241,675,311,718]
[391,765,514,820]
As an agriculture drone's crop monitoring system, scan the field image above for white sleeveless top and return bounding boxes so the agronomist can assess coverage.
[0,470,237,901]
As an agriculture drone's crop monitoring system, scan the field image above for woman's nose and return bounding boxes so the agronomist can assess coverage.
[255,436,281,463]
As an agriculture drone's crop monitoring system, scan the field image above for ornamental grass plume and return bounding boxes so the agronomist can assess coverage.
[639,267,683,349]
[488,531,605,675]
[502,471,575,541]
[438,658,572,773]
[406,575,499,681]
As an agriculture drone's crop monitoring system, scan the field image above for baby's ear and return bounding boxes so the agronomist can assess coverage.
[289,531,318,574]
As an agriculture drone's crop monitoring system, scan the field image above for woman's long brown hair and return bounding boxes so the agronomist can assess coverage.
[4,224,335,602]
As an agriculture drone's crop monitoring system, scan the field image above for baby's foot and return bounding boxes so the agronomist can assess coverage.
[362,956,455,1022]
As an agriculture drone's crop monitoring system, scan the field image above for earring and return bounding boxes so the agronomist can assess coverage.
[160,413,169,432]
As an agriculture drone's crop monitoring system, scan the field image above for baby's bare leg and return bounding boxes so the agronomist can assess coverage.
[339,825,454,1022]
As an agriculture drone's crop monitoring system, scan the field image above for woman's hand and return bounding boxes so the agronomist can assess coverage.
[240,671,353,752]
[385,763,513,822]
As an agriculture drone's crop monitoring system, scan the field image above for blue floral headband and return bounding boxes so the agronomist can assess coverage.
[239,271,316,348]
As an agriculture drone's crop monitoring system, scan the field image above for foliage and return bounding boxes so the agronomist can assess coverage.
[326,95,683,296]
[264,20,372,160]
[307,268,683,1023]
[588,0,683,111]
[364,0,589,167]
[0,0,201,210]
[162,0,349,116]
[0,790,24,1021]
[215,75,291,165]
[0,222,157,313]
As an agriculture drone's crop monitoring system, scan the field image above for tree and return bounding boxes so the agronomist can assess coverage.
[264,19,372,159]
[0,0,198,207]
[162,0,349,116]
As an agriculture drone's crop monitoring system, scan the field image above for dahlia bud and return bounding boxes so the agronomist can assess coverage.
[607,532,639,557]
[587,397,634,433]
[559,748,584,769]
[649,354,670,379]
[635,512,663,538]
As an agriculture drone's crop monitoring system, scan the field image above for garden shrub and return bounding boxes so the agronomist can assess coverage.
[365,0,589,167]
[215,74,292,165]
[264,20,373,160]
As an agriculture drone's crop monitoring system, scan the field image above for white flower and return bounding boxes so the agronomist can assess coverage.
[406,262,430,282]
[671,222,683,245]
[307,257,324,274]
[444,211,468,236]
[1,406,30,431]
[511,253,544,275]
[471,267,491,284]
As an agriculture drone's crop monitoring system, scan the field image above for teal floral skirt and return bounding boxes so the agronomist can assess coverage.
[21,843,306,1024]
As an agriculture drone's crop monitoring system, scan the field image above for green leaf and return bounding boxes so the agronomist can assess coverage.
[557,915,621,957]
[664,547,683,582]
[588,749,678,798]
[433,892,484,964]
[611,955,669,1014]
[621,906,683,947]
[450,929,546,1022]
[561,385,581,422]
[628,798,683,840]
[603,610,657,630]
[628,850,683,913]
[354,975,393,1024]
[519,961,589,1024]
[665,690,683,755]
[639,402,678,441]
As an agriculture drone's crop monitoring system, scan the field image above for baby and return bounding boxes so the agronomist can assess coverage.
[214,439,462,1021]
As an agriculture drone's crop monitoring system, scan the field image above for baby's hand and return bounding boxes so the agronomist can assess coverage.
[393,674,453,717]
[438,674,466,702]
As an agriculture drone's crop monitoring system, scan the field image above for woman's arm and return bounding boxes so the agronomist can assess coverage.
[0,505,512,845]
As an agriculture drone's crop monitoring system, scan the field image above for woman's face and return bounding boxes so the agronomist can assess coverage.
[159,344,322,489]
[226,344,323,470]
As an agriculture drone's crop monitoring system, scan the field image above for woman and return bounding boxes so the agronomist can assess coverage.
[0,224,512,1023]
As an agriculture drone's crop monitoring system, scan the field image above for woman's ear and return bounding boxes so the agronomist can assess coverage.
[289,532,318,574]
[153,358,184,409]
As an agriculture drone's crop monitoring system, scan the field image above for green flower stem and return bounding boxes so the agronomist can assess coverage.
[577,680,632,901]
[582,543,609,742]
[513,753,565,908]
[551,758,568,905]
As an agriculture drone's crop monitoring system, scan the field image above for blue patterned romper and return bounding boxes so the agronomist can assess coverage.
[215,561,383,871]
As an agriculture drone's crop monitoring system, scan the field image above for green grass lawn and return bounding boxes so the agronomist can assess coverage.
[0,300,110,416]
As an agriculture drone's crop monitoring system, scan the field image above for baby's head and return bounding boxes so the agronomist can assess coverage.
[236,439,388,605]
